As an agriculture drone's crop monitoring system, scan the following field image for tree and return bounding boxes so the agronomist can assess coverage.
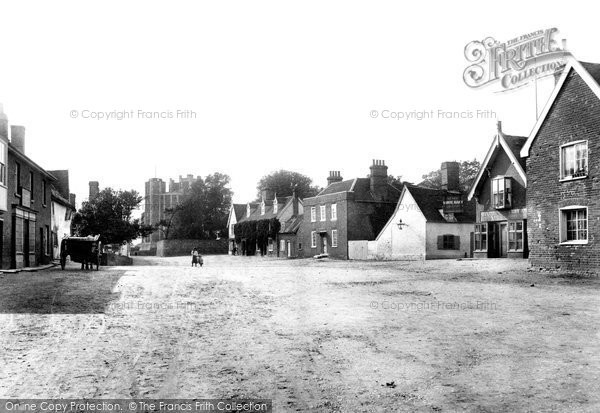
[255,170,321,200]
[419,159,481,192]
[169,172,233,240]
[157,205,183,240]
[72,188,153,245]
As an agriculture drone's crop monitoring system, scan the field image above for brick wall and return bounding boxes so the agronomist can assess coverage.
[155,239,228,257]
[526,68,600,271]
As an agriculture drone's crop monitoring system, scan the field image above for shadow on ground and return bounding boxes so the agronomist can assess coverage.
[0,263,124,314]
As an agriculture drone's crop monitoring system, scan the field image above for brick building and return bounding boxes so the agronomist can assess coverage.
[0,105,55,269]
[468,122,528,258]
[299,160,401,259]
[141,174,201,247]
[520,58,600,271]
[47,170,76,260]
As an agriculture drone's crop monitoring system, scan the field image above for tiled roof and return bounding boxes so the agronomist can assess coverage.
[51,188,75,209]
[407,185,475,223]
[580,61,600,85]
[317,179,356,196]
[232,204,246,221]
[502,134,528,169]
[317,178,400,202]
[280,215,303,233]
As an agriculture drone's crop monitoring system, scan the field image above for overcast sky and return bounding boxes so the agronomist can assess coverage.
[0,1,596,211]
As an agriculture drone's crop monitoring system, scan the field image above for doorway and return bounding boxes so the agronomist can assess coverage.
[499,223,508,258]
[320,234,328,255]
[23,220,30,267]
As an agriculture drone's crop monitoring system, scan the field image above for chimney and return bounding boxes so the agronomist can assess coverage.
[369,159,388,200]
[0,104,8,141]
[10,125,25,153]
[261,187,274,201]
[89,181,100,200]
[69,193,76,207]
[327,171,343,186]
[292,187,299,216]
[441,161,460,192]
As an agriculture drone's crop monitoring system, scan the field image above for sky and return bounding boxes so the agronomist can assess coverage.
[0,1,597,213]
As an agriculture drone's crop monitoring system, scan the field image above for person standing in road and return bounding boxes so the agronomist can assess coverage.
[191,248,199,267]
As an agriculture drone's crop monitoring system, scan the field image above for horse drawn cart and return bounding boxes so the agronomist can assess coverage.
[60,235,102,270]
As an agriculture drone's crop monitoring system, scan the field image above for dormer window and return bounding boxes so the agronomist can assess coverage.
[560,141,588,180]
[273,199,278,214]
[492,177,511,209]
[246,203,251,218]
[260,201,265,215]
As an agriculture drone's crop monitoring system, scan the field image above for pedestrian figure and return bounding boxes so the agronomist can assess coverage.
[191,248,199,267]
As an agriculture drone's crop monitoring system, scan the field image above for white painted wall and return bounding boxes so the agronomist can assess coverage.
[371,189,427,260]
[51,201,73,259]
[425,222,473,259]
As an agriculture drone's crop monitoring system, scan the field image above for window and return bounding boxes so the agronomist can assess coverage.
[320,205,326,222]
[560,207,587,243]
[247,204,251,217]
[561,141,588,180]
[311,231,317,248]
[230,224,234,235]
[29,172,34,193]
[260,201,265,215]
[0,141,6,185]
[311,207,316,222]
[273,200,278,214]
[492,177,511,209]
[331,230,338,247]
[438,234,459,250]
[42,179,47,205]
[331,204,337,221]
[280,240,286,252]
[508,221,524,251]
[298,242,302,250]
[474,223,487,252]
[268,240,273,252]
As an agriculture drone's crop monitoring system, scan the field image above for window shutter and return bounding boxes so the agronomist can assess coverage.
[437,235,443,249]
[454,236,460,250]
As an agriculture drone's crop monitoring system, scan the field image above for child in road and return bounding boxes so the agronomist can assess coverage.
[191,248,199,267]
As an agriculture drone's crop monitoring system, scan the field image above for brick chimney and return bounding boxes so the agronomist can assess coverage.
[327,171,343,186]
[292,187,299,216]
[261,187,274,201]
[10,125,25,154]
[369,159,388,199]
[89,181,100,200]
[441,161,460,192]
[0,104,8,141]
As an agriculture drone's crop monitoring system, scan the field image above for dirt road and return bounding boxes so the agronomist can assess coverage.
[1,256,599,412]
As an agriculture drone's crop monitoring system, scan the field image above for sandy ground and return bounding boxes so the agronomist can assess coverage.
[1,255,600,412]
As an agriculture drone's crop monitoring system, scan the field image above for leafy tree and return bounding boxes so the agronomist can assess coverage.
[169,172,233,239]
[72,188,153,245]
[419,159,481,192]
[255,170,321,200]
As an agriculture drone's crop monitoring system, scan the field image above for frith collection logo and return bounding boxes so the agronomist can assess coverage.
[463,28,569,91]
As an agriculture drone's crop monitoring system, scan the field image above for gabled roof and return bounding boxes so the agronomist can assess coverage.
[407,185,474,223]
[231,204,246,221]
[468,128,527,201]
[521,58,600,157]
[280,215,303,233]
[51,188,75,210]
[317,179,356,196]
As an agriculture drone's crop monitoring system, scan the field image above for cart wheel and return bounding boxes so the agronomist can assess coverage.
[60,257,66,270]
[96,260,100,271]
